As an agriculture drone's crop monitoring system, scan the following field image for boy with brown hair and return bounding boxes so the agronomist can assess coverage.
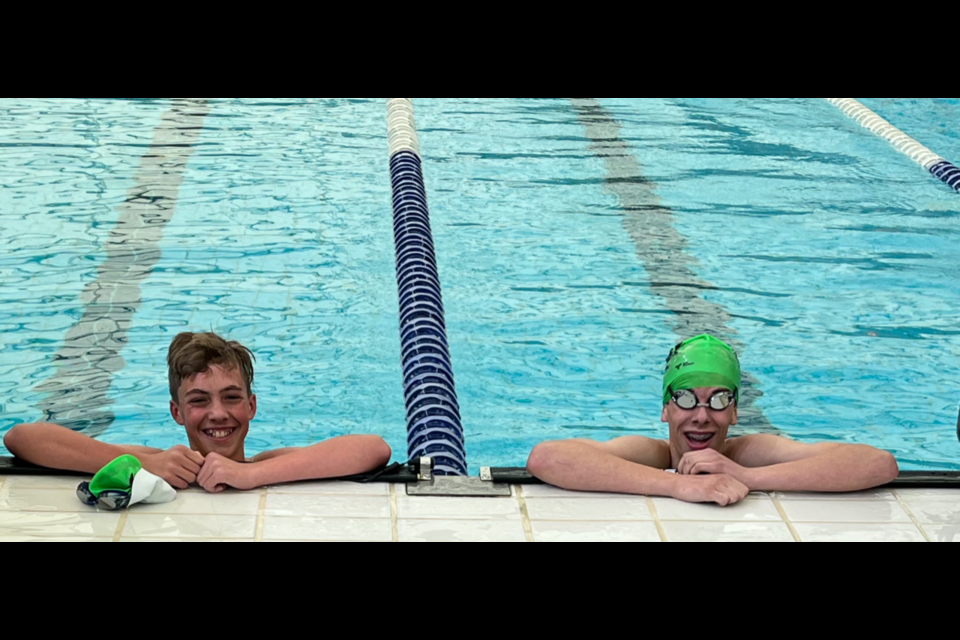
[4,333,393,493]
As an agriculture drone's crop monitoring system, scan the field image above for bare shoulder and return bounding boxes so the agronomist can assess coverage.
[118,445,164,455]
[595,436,671,469]
[251,447,301,463]
[725,434,839,467]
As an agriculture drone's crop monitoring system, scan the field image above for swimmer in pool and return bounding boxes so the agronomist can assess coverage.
[527,335,900,506]
[4,332,392,493]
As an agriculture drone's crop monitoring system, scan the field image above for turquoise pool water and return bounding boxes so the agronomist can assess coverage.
[1,98,958,472]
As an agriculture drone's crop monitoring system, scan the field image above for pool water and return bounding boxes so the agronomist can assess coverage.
[1,98,958,473]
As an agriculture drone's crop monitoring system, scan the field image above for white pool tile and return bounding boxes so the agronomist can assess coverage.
[663,521,795,543]
[895,489,960,500]
[780,500,913,524]
[134,491,261,516]
[397,495,521,521]
[3,476,87,491]
[267,481,390,496]
[898,500,960,526]
[922,526,960,543]
[262,517,392,542]
[520,484,631,499]
[120,538,251,543]
[525,497,652,522]
[653,496,782,522]
[399,519,527,543]
[775,490,897,502]
[793,523,927,543]
[532,521,661,543]
[0,512,120,538]
[0,487,101,513]
[265,494,391,519]
[0,537,112,543]
[123,514,257,539]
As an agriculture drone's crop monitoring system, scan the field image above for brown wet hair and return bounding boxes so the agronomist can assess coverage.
[167,333,255,402]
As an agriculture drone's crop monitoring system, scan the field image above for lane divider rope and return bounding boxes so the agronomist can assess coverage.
[825,98,960,193]
[385,98,467,476]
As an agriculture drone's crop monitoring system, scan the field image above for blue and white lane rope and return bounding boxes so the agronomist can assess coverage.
[826,98,960,193]
[386,98,467,476]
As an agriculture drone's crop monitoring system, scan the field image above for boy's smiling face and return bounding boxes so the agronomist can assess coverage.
[170,364,256,462]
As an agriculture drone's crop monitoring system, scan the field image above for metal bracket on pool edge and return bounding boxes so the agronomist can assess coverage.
[408,461,512,497]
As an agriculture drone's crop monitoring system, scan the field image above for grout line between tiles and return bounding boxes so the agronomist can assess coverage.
[771,497,803,543]
[112,511,130,543]
[269,490,393,497]
[892,490,933,543]
[646,498,669,543]
[516,486,535,543]
[253,488,268,543]
[390,484,399,543]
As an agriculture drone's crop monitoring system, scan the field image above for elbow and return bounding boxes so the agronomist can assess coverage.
[3,424,25,457]
[878,451,900,485]
[527,442,563,481]
[364,436,392,469]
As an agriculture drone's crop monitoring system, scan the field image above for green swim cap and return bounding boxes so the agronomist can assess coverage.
[89,455,141,496]
[663,335,741,405]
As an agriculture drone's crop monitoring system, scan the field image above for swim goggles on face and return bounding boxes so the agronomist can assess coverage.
[76,482,132,512]
[671,389,736,411]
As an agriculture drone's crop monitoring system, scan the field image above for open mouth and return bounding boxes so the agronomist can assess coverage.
[202,428,238,442]
[684,432,716,450]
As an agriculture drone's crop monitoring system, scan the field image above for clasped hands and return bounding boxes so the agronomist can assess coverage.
[141,446,254,493]
[673,449,756,506]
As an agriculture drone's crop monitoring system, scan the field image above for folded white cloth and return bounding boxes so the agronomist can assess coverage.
[130,469,178,506]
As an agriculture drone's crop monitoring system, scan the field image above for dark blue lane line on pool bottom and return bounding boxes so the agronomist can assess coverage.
[930,161,960,193]
[34,99,211,437]
[389,150,468,476]
[569,98,777,434]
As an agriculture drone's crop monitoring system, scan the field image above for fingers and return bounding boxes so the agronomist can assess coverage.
[197,460,214,488]
[713,479,749,506]
[174,448,204,475]
[678,453,695,475]
[173,467,197,487]
[691,462,723,476]
[197,457,226,493]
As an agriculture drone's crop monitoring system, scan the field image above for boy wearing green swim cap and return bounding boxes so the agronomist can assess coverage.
[5,333,393,493]
[528,335,899,506]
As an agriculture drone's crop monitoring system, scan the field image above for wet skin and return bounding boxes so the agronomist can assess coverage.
[170,365,256,463]
[662,387,737,469]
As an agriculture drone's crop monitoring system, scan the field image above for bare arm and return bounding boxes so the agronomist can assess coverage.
[250,448,300,463]
[3,423,203,489]
[3,423,162,474]
[198,435,393,492]
[527,438,750,505]
[720,435,900,493]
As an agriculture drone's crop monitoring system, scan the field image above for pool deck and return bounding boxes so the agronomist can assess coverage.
[0,475,957,542]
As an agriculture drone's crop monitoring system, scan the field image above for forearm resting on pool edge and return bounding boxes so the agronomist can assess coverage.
[737,444,900,494]
[3,423,161,474]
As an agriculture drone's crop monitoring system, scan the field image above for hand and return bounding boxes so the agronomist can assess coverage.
[141,446,205,490]
[672,474,750,506]
[197,453,257,494]
[678,449,753,487]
